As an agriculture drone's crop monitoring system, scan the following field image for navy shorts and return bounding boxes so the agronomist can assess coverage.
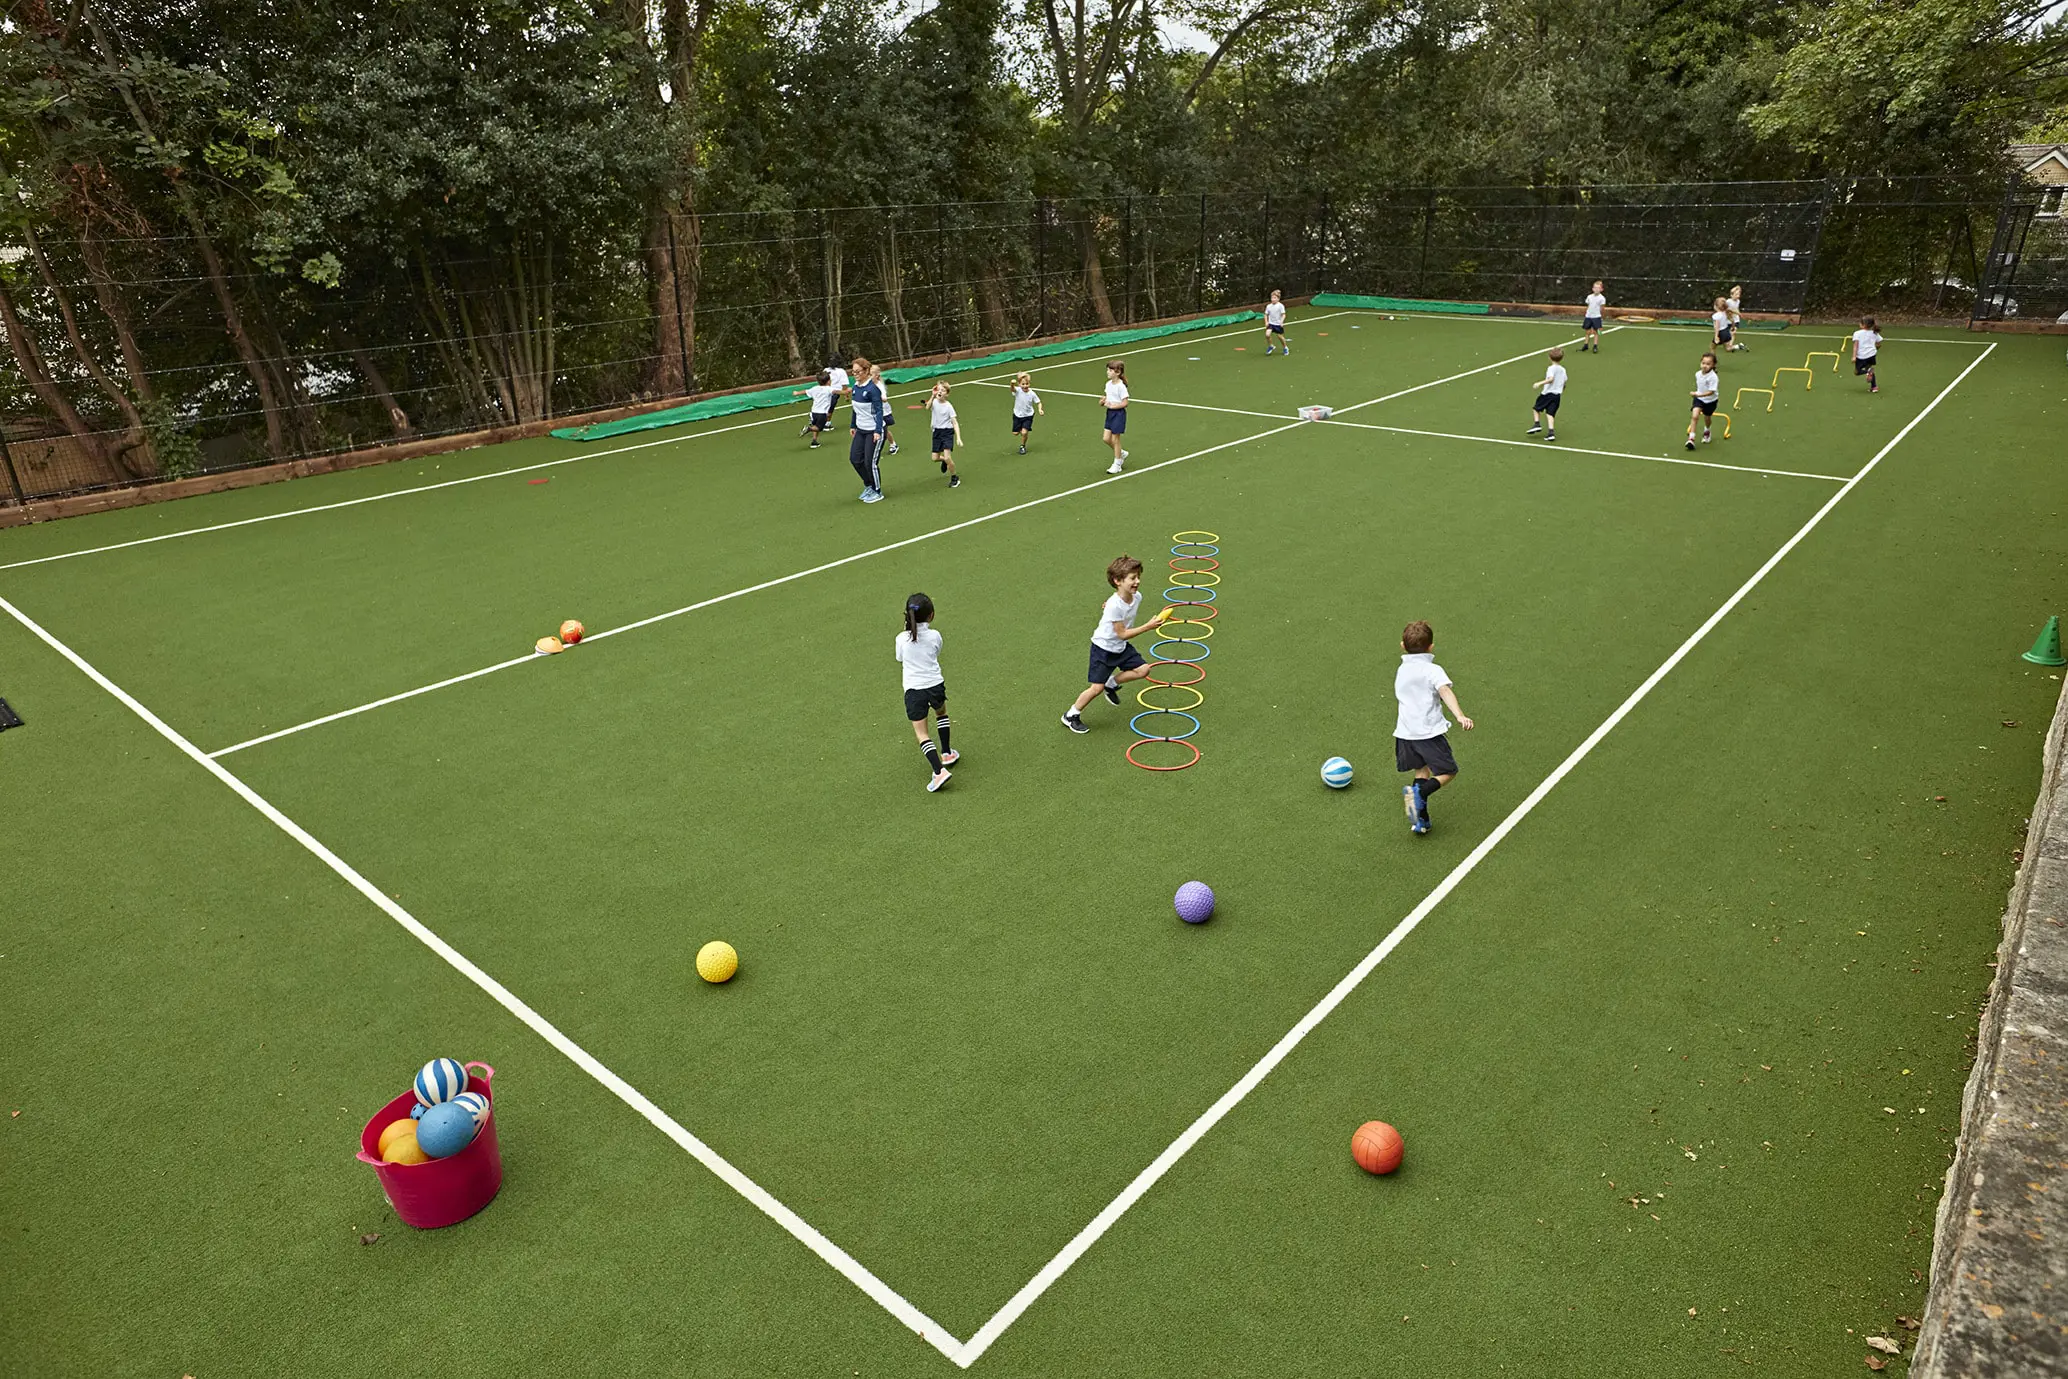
[932,427,955,453]
[1715,326,1734,345]
[1012,414,1034,433]
[1854,355,1876,375]
[904,683,946,720]
[1583,317,1602,331]
[1534,392,1562,415]
[1088,641,1146,684]
[1267,323,1285,334]
[810,411,830,431]
[1395,734,1459,776]
[1104,409,1127,435]
[1694,397,1718,415]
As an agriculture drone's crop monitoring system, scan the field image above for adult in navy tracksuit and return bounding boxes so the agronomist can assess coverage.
[848,358,886,503]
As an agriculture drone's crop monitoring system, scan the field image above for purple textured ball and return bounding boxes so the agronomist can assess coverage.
[1174,880,1215,924]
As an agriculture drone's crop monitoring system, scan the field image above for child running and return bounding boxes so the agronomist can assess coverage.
[1264,290,1290,355]
[1686,351,1720,449]
[872,363,900,456]
[896,592,956,792]
[1061,554,1170,734]
[1010,373,1044,453]
[1851,316,1882,393]
[1525,347,1567,442]
[801,369,837,447]
[1726,286,1747,351]
[1582,281,1606,352]
[1395,620,1473,836]
[927,382,963,487]
[1102,360,1130,475]
[847,356,886,502]
[1711,296,1735,354]
[827,356,852,396]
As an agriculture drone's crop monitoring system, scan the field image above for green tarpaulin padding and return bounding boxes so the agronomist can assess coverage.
[1309,293,1490,315]
[551,311,1262,442]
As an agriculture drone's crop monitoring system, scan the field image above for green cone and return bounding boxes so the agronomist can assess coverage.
[2022,615,2066,666]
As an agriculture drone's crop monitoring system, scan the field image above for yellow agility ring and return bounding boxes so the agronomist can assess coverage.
[1171,530,1219,543]
[1137,683,1205,713]
[1132,532,1223,772]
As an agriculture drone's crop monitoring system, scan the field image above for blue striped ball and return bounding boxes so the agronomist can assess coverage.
[448,1091,490,1131]
[413,1057,468,1107]
[1321,756,1354,789]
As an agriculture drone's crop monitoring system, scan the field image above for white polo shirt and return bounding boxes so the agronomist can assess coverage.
[1394,653,1452,740]
[1852,328,1881,360]
[1092,590,1141,652]
[828,367,850,391]
[895,624,944,689]
[1104,378,1129,408]
[1584,292,1606,319]
[1539,362,1568,395]
[1266,301,1287,326]
[1694,368,1719,401]
[1013,387,1040,417]
[929,399,957,429]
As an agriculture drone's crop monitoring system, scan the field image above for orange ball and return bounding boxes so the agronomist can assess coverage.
[1351,1120,1403,1175]
[376,1118,418,1157]
[560,619,585,644]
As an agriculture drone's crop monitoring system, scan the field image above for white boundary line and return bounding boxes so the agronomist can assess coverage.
[207,330,1575,759]
[950,336,1999,1369]
[0,315,1354,575]
[1320,306,1988,346]
[0,590,969,1366]
[977,381,1849,483]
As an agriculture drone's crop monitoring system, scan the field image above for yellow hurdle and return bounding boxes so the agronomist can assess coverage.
[1718,413,1732,440]
[1734,386,1775,414]
[1773,366,1813,391]
[1805,350,1840,372]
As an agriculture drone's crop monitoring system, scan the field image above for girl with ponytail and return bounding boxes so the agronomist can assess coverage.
[895,592,956,792]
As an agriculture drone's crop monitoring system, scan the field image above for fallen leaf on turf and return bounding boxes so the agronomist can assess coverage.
[2002,720,2020,728]
[1689,1307,1698,1316]
[1865,1356,1886,1371]
[1934,795,1947,802]
[1980,1303,2004,1319]
[1866,1336,1900,1354]
[359,1233,381,1246]
[1897,1316,1920,1330]
[1884,1107,1897,1114]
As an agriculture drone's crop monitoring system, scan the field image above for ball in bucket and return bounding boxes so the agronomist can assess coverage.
[697,940,739,983]
[1321,756,1353,789]
[1351,1120,1404,1175]
[380,1120,430,1165]
[378,1118,421,1158]
[415,1099,482,1159]
[560,619,585,645]
[1174,881,1215,924]
[414,1057,468,1107]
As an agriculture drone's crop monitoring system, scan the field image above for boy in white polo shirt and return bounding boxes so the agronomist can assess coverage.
[1062,554,1170,733]
[1395,620,1473,835]
[1851,316,1882,393]
[1525,347,1567,442]
[1582,281,1606,352]
[1263,290,1290,355]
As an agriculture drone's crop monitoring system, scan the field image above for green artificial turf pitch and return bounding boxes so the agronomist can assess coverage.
[4,311,2063,1376]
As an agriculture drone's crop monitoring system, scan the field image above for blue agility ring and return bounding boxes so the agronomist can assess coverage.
[1130,709,1201,740]
[1171,543,1219,558]
[1162,586,1215,603]
[1150,638,1210,661]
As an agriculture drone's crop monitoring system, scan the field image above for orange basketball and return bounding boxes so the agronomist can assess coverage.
[560,620,585,644]
[1351,1120,1403,1175]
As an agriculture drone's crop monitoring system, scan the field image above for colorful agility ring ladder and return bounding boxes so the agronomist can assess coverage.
[1127,530,1219,771]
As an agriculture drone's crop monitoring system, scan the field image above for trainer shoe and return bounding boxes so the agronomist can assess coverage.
[1685,439,1696,451]
[1103,683,1121,706]
[861,488,884,503]
[1546,431,1556,443]
[927,768,952,792]
[938,458,948,473]
[1062,713,1089,734]
[1526,424,1542,435]
[1107,458,1124,475]
[1702,431,1712,444]
[886,440,900,455]
[948,474,960,488]
[1018,443,1027,454]
[809,439,819,448]
[1402,785,1420,831]
[939,749,960,766]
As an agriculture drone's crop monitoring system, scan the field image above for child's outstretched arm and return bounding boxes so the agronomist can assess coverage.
[1438,684,1474,730]
[1115,610,1171,641]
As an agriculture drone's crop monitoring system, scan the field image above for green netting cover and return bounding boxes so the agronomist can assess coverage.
[552,311,1262,442]
[1309,293,1490,315]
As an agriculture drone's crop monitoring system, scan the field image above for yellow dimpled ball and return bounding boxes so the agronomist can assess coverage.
[697,940,739,984]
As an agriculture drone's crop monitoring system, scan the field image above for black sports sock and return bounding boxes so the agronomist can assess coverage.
[935,717,951,753]
[1417,776,1442,798]
[921,740,943,775]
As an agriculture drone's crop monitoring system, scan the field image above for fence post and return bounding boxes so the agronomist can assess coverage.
[1314,192,1332,294]
[663,212,694,396]
[1417,189,1435,297]
[1035,199,1048,337]
[1123,195,1134,325]
[1976,172,2032,326]
[818,207,834,363]
[937,202,952,354]
[1261,192,1272,298]
[1197,193,1208,312]
[0,427,24,508]
[1794,177,1841,317]
[1528,188,1548,302]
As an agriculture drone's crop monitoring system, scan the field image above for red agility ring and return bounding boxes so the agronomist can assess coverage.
[1126,737,1202,771]
[1144,658,1206,686]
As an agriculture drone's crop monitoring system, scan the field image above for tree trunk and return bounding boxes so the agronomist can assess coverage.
[77,231,156,403]
[879,218,913,363]
[348,346,415,438]
[977,269,1012,342]
[648,211,686,395]
[0,278,124,485]
[25,227,155,476]
[1078,205,1116,326]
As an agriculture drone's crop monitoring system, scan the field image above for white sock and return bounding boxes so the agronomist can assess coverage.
[1105,675,1118,688]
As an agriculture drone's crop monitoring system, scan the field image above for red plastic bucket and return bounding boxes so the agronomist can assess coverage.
[356,1061,503,1229]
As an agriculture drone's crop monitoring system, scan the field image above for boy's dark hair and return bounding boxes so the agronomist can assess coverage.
[1701,352,1717,366]
[817,368,830,386]
[1861,315,1877,329]
[904,592,934,642]
[1402,620,1434,653]
[1549,347,1564,362]
[1106,554,1143,587]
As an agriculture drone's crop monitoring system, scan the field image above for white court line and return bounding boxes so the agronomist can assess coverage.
[981,372,1849,483]
[0,591,969,1366]
[0,315,1351,575]
[951,338,1999,1369]
[208,330,1573,759]
[1606,322,1990,345]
